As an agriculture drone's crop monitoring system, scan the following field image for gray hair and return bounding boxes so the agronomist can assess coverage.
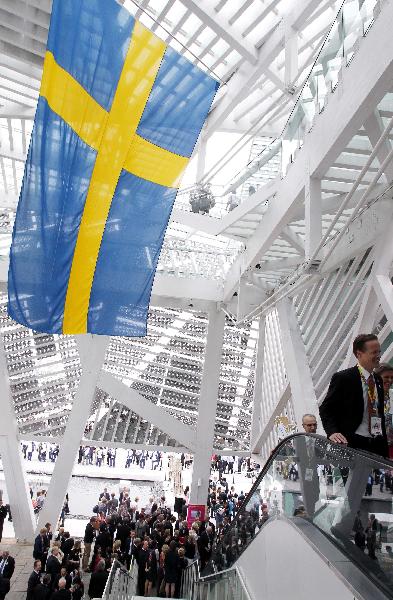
[302,413,317,423]
[58,578,67,589]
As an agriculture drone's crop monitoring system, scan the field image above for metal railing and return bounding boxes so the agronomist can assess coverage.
[102,559,137,600]
[181,558,200,599]
[181,560,252,600]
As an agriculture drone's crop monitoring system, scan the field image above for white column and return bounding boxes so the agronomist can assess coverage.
[341,286,379,369]
[251,317,266,454]
[277,297,318,429]
[37,335,108,531]
[364,109,393,182]
[0,334,35,542]
[284,21,298,91]
[196,131,208,181]
[305,176,322,260]
[190,309,225,505]
[341,222,393,367]
[372,219,393,332]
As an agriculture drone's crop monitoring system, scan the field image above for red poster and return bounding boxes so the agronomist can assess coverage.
[187,504,206,527]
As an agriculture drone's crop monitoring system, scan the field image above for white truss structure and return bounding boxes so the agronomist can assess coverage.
[1,0,393,537]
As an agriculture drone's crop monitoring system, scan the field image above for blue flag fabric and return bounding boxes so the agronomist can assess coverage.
[8,0,219,337]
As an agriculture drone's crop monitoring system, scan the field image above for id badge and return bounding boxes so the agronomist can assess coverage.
[371,416,383,437]
[305,468,314,481]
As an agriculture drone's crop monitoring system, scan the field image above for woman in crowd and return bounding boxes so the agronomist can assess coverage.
[66,541,81,571]
[144,542,158,596]
[156,543,168,597]
[164,540,179,598]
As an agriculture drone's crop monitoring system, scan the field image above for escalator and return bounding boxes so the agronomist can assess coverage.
[182,434,393,600]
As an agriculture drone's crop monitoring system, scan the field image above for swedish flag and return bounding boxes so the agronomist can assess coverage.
[8,0,218,337]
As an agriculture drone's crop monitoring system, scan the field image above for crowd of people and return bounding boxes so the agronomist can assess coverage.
[19,442,168,472]
[210,455,260,477]
[83,486,216,597]
[21,443,59,463]
[0,475,252,600]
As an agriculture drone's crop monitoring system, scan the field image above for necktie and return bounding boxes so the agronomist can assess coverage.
[0,560,5,574]
[367,375,377,433]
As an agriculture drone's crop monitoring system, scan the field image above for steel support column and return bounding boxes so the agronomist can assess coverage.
[344,220,393,366]
[284,20,298,91]
[0,334,35,542]
[305,176,322,260]
[251,317,266,454]
[190,309,225,505]
[37,335,108,531]
[277,297,318,429]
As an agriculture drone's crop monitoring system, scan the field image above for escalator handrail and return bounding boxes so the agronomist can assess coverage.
[208,433,393,598]
[220,432,393,537]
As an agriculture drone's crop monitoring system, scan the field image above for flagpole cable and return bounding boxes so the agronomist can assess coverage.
[122,0,228,85]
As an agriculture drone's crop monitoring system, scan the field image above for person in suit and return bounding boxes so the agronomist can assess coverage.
[32,574,51,600]
[0,552,15,580]
[0,574,10,600]
[320,333,388,457]
[124,530,137,570]
[82,517,97,572]
[33,529,48,565]
[45,548,61,587]
[50,578,71,600]
[26,560,42,600]
[0,501,9,543]
[87,561,108,599]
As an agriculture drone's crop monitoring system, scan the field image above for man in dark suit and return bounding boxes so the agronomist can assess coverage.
[26,560,42,600]
[320,333,388,457]
[0,552,14,580]
[32,574,51,600]
[45,548,61,586]
[33,529,47,564]
[124,530,137,570]
[50,578,71,600]
[0,574,10,600]
[0,501,9,543]
[87,562,108,599]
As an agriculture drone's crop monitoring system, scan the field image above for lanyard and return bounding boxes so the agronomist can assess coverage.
[357,366,377,412]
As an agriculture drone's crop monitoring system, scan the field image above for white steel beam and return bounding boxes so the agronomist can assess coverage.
[223,2,393,299]
[305,177,322,260]
[206,0,331,135]
[281,226,305,254]
[374,279,393,334]
[37,335,108,531]
[258,256,303,271]
[98,371,197,452]
[0,102,35,119]
[0,257,223,305]
[341,286,380,370]
[251,383,291,454]
[364,109,393,182]
[277,297,318,429]
[284,20,298,91]
[250,317,266,451]
[190,308,225,504]
[341,218,393,369]
[179,0,258,64]
[0,333,35,542]
[151,274,223,304]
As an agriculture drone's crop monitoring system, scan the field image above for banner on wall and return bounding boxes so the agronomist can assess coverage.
[187,504,206,528]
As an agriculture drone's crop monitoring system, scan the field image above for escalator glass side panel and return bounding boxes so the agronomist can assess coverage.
[213,433,393,598]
